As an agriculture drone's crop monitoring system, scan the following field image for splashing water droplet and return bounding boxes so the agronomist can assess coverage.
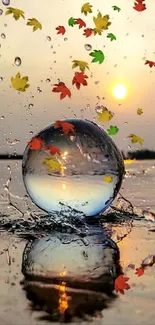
[0,76,3,82]
[22,119,125,217]
[84,44,92,51]
[2,0,10,5]
[1,33,6,39]
[46,36,51,41]
[0,9,3,15]
[14,57,22,66]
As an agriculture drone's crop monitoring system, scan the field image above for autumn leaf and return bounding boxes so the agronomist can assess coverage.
[43,157,61,172]
[115,275,130,295]
[44,145,61,156]
[68,17,76,27]
[107,126,119,135]
[107,33,116,41]
[127,134,144,146]
[72,60,89,73]
[81,2,93,16]
[133,0,146,12]
[135,267,144,277]
[72,72,88,89]
[75,18,86,29]
[112,5,121,12]
[137,108,143,115]
[93,12,111,35]
[28,137,43,150]
[145,60,155,68]
[52,82,71,100]
[56,26,66,35]
[5,7,25,20]
[89,50,105,64]
[54,120,75,135]
[83,28,92,37]
[97,108,114,123]
[11,72,30,92]
[103,175,113,183]
[27,18,42,32]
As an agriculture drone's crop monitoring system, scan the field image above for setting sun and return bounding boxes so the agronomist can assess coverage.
[113,84,127,99]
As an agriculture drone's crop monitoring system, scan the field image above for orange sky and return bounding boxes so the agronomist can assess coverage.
[0,0,155,154]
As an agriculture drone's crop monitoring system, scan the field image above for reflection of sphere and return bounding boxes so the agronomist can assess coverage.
[22,119,124,216]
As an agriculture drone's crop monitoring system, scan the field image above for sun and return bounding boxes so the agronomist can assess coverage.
[113,84,127,99]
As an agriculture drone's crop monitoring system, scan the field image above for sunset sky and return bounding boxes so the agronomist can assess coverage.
[0,0,155,154]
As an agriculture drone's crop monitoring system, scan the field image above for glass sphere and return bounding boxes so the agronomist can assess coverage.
[22,119,125,217]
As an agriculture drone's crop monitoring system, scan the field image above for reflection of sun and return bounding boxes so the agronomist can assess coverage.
[113,84,127,99]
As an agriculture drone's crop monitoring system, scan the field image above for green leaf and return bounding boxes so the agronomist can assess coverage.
[107,126,119,135]
[89,50,105,64]
[112,5,121,12]
[107,33,116,41]
[68,17,76,27]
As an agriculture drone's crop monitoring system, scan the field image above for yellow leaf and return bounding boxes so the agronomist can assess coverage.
[103,175,113,183]
[93,12,111,35]
[5,7,25,20]
[72,60,89,72]
[137,108,143,115]
[43,157,61,172]
[81,2,92,16]
[11,72,30,92]
[127,134,144,146]
[97,108,114,123]
[27,18,42,32]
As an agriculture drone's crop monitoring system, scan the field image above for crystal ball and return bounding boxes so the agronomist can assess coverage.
[22,119,125,217]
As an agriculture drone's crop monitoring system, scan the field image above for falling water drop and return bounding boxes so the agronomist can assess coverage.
[46,78,51,83]
[14,57,22,66]
[28,103,34,109]
[2,0,10,6]
[46,36,51,41]
[1,115,5,119]
[1,33,6,39]
[84,44,92,51]
[0,77,3,82]
[0,9,3,15]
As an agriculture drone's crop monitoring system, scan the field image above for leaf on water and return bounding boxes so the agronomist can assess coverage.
[27,18,42,32]
[103,175,113,183]
[43,157,61,172]
[72,60,89,72]
[115,275,130,295]
[54,120,75,134]
[44,145,61,156]
[11,72,30,92]
[81,2,93,16]
[5,7,25,20]
[135,267,144,276]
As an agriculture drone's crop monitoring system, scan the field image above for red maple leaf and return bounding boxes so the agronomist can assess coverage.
[76,18,86,29]
[54,120,75,135]
[28,137,43,150]
[133,0,146,12]
[83,28,92,37]
[56,26,66,35]
[145,60,155,68]
[44,145,61,156]
[52,82,71,100]
[135,267,144,277]
[72,72,88,90]
[114,275,130,295]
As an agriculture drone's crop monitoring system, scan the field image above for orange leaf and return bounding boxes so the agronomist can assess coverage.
[28,137,43,150]
[76,18,86,29]
[72,72,88,89]
[133,0,146,12]
[145,60,155,68]
[54,120,75,135]
[44,145,61,156]
[52,82,71,100]
[56,26,66,35]
[135,267,144,277]
[114,275,130,295]
[83,28,92,37]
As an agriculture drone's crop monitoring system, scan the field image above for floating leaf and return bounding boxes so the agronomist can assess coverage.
[5,7,25,20]
[54,120,75,134]
[28,137,43,150]
[112,5,121,12]
[135,267,144,277]
[27,18,42,32]
[11,72,30,92]
[97,108,114,122]
[68,17,76,27]
[107,33,116,41]
[107,125,119,135]
[52,82,71,100]
[72,60,89,72]
[56,26,66,35]
[127,134,144,146]
[44,145,61,156]
[115,275,130,295]
[137,108,143,115]
[93,12,111,35]
[72,72,88,89]
[81,2,92,16]
[89,50,105,64]
[43,157,61,172]
[103,175,113,183]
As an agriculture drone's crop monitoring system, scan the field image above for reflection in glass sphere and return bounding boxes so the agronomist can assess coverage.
[22,119,125,217]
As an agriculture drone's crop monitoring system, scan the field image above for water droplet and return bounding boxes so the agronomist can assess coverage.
[37,87,42,93]
[28,103,34,109]
[14,57,22,66]
[30,131,33,135]
[46,78,51,83]
[0,9,3,15]
[64,37,68,41]
[84,44,92,51]
[0,77,3,82]
[2,0,10,5]
[1,33,6,39]
[46,36,51,41]
[4,23,7,27]
[1,115,4,119]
